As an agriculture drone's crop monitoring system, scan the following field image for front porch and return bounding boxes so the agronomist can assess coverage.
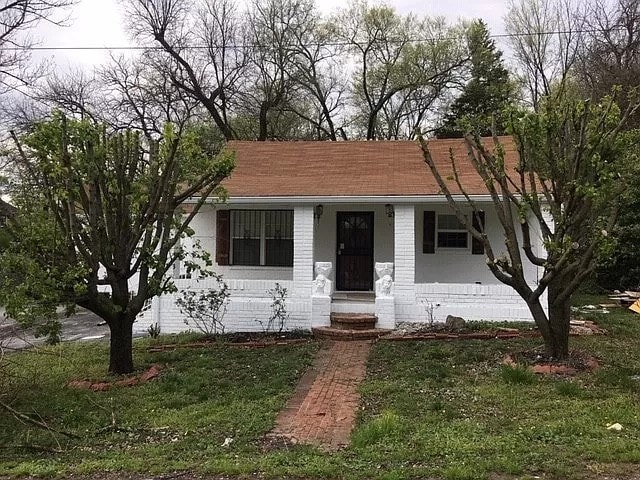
[137,202,542,335]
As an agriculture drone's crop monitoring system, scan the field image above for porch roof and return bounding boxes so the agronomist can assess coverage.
[221,136,518,198]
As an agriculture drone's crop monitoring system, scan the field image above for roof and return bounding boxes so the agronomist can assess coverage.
[221,136,518,198]
[0,198,15,217]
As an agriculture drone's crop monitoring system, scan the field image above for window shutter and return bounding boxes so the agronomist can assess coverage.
[423,211,435,254]
[216,210,230,265]
[472,210,485,255]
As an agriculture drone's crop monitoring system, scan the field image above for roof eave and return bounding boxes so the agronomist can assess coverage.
[187,194,498,204]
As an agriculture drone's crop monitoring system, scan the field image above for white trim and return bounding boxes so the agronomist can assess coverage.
[187,195,496,205]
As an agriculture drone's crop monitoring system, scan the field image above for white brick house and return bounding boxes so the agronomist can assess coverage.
[137,137,546,334]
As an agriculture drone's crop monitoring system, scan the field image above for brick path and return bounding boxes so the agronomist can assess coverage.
[271,340,372,450]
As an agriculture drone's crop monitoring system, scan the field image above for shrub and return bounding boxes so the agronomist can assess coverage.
[176,274,230,336]
[256,282,289,334]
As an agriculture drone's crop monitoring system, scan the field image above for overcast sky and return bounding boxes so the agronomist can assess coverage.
[34,0,511,70]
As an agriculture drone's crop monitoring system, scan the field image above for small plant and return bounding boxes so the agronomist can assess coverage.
[147,322,161,339]
[176,273,230,337]
[500,364,537,385]
[256,282,289,334]
[421,298,440,327]
[352,410,405,447]
[555,380,584,397]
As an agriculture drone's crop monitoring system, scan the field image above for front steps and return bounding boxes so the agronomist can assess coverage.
[312,312,391,341]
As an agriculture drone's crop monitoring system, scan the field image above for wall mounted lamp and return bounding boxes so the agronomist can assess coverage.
[385,204,394,218]
[313,204,324,220]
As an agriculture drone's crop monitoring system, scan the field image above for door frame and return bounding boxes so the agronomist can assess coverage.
[335,211,375,291]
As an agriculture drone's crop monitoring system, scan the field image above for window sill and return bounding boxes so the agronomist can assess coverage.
[434,248,471,255]
[228,265,293,270]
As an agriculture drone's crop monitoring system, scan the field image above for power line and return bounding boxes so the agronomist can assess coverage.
[0,27,627,52]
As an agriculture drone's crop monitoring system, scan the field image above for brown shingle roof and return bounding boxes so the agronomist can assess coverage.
[222,136,518,197]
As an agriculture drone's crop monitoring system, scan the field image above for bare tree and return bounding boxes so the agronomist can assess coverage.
[577,0,640,127]
[337,1,466,140]
[0,0,76,93]
[284,15,347,139]
[99,54,202,137]
[126,0,247,140]
[505,0,585,109]
[39,68,98,122]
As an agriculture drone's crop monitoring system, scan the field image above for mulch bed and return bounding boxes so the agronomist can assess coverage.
[383,328,539,342]
[66,364,164,391]
[503,349,600,376]
[383,320,605,342]
[147,331,314,352]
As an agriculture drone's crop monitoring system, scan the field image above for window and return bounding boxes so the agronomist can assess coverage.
[437,214,468,249]
[230,210,293,266]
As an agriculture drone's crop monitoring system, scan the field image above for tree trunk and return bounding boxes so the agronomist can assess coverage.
[108,315,134,374]
[546,286,571,359]
[527,290,570,360]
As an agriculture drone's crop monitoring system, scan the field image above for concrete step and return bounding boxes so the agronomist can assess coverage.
[312,326,392,341]
[330,312,377,330]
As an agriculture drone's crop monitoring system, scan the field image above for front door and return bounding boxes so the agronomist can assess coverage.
[336,212,374,291]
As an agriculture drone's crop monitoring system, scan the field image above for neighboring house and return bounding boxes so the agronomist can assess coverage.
[137,137,547,334]
[0,199,16,251]
[0,198,15,226]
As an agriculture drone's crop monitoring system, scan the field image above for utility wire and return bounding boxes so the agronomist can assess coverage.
[0,27,628,51]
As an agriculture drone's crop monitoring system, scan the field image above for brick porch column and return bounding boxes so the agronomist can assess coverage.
[293,205,314,298]
[393,204,416,323]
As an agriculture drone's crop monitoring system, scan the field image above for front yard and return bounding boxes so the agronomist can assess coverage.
[2,297,640,479]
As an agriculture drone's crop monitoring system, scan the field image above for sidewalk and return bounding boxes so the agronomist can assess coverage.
[271,340,372,450]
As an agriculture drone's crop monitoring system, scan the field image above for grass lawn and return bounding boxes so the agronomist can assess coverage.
[2,296,640,479]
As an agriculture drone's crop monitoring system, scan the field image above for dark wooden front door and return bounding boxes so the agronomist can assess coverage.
[336,212,374,291]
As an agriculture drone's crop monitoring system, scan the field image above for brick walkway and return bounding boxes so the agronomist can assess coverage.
[271,340,372,450]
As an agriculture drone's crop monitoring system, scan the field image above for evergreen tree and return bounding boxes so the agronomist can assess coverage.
[435,20,513,138]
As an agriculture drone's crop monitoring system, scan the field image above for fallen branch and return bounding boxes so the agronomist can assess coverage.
[12,444,65,454]
[0,399,80,439]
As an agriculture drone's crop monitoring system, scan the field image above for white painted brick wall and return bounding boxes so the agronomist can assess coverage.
[311,295,331,327]
[293,205,314,298]
[375,297,395,329]
[394,204,416,323]
[146,279,313,334]
[414,283,548,322]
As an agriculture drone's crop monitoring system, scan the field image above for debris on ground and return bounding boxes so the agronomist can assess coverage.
[607,423,624,431]
[502,350,599,376]
[572,304,610,314]
[570,320,607,335]
[609,290,640,307]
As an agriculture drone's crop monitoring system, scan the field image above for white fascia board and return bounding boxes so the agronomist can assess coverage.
[186,195,497,205]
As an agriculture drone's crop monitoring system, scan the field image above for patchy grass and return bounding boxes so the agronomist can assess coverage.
[353,296,640,479]
[0,337,320,477]
[2,296,640,479]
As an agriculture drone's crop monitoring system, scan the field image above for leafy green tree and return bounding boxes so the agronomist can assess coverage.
[420,92,640,359]
[435,19,513,138]
[575,0,640,289]
[597,179,640,290]
[0,113,234,374]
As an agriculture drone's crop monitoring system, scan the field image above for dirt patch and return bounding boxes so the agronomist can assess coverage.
[260,432,299,451]
[502,350,599,376]
[385,326,539,342]
[67,364,163,391]
[385,319,605,342]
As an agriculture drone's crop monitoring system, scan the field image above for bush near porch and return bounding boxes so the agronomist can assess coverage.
[2,296,640,479]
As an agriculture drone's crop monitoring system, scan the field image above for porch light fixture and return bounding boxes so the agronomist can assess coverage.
[313,204,324,220]
[385,204,394,218]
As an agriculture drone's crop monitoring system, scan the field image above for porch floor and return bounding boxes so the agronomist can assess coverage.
[331,291,375,302]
